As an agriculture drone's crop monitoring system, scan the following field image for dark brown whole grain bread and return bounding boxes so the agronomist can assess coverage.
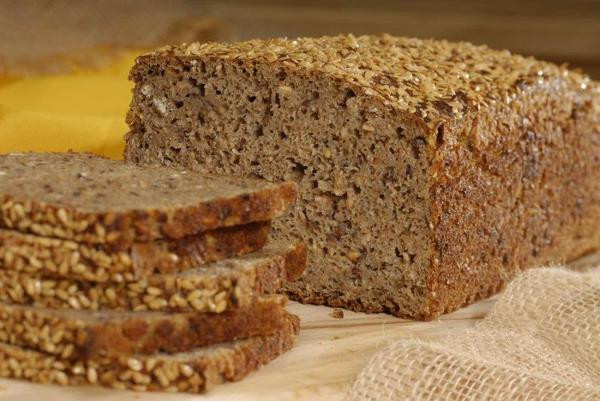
[125,34,600,319]
[0,152,296,248]
[0,242,306,313]
[0,312,299,393]
[0,295,288,359]
[0,222,270,282]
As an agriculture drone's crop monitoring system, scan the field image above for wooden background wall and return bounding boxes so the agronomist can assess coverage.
[0,0,598,79]
[207,0,600,79]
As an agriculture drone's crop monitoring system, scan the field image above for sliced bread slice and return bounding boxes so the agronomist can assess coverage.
[0,242,306,312]
[0,313,299,393]
[0,295,288,359]
[0,221,270,282]
[0,152,296,248]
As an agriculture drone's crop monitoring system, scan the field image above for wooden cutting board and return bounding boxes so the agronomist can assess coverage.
[1,252,598,401]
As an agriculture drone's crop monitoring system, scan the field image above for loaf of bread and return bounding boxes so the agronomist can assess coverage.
[0,242,306,313]
[0,313,299,393]
[0,295,288,359]
[125,34,600,319]
[0,222,270,282]
[0,153,296,247]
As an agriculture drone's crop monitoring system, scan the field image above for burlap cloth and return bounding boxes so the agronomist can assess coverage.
[346,266,600,400]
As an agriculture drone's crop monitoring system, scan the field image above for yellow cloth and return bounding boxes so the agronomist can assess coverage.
[0,52,140,160]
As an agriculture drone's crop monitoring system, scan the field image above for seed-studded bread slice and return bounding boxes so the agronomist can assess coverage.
[0,295,288,359]
[125,34,600,319]
[0,152,296,248]
[0,242,306,312]
[0,221,270,282]
[0,312,299,393]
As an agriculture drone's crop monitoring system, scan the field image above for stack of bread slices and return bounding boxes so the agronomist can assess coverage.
[0,152,305,393]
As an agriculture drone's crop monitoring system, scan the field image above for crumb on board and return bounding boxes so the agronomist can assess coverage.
[330,308,344,319]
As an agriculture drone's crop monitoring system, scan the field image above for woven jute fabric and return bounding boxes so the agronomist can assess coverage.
[346,266,600,400]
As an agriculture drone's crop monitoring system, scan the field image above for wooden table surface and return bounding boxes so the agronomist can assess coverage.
[2,252,598,401]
